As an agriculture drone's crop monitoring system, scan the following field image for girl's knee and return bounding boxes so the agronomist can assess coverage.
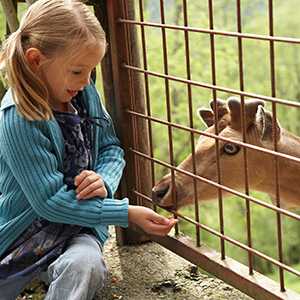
[49,249,108,288]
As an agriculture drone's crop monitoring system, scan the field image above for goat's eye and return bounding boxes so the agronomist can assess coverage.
[223,143,240,155]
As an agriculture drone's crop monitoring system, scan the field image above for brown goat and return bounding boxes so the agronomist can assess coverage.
[152,97,300,209]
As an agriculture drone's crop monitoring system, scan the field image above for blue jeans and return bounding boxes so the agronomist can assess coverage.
[0,234,108,300]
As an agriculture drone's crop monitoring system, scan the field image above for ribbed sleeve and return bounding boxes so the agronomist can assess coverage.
[0,108,128,228]
[95,145,125,199]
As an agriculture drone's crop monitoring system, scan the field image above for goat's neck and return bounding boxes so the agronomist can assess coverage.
[278,129,300,158]
[260,129,300,207]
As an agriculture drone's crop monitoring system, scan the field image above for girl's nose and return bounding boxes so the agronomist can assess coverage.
[80,72,91,87]
[81,76,90,86]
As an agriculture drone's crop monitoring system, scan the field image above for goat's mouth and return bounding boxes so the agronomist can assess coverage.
[152,182,188,210]
[152,183,175,207]
[152,185,169,202]
[158,202,177,211]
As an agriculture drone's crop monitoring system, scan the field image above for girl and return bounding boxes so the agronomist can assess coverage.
[0,0,177,299]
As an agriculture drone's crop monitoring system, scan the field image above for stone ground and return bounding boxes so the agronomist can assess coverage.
[18,228,253,300]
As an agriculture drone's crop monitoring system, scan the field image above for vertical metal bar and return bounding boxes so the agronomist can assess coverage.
[159,0,178,234]
[207,0,225,259]
[268,0,285,291]
[182,0,201,246]
[236,0,254,275]
[138,0,156,208]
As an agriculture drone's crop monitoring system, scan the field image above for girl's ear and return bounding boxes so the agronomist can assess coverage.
[25,48,45,72]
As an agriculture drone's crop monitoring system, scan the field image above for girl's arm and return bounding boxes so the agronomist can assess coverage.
[0,108,128,228]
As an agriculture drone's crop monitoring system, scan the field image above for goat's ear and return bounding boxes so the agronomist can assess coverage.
[255,105,281,143]
[209,98,228,119]
[228,97,265,129]
[197,108,214,127]
[209,98,226,111]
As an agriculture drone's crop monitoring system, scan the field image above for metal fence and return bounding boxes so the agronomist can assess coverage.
[105,1,300,300]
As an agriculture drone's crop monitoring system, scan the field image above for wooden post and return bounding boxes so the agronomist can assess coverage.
[0,78,6,101]
[24,0,35,5]
[104,0,153,245]
[0,0,19,99]
[0,0,19,32]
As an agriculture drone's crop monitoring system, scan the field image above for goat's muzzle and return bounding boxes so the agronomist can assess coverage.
[152,184,169,203]
[152,176,178,209]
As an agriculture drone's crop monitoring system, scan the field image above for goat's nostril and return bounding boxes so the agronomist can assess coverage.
[152,185,170,202]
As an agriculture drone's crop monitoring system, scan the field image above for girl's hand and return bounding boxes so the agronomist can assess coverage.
[128,205,177,236]
[75,170,108,200]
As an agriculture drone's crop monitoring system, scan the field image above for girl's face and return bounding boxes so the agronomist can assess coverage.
[39,41,105,111]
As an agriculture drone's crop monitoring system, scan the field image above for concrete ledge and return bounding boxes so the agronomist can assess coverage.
[97,228,252,300]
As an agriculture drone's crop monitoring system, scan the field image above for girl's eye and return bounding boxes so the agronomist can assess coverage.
[72,70,82,75]
[223,143,240,155]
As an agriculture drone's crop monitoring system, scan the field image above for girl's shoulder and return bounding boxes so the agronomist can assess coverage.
[0,89,57,145]
[0,89,28,131]
[0,91,64,164]
[0,88,15,112]
[0,89,45,127]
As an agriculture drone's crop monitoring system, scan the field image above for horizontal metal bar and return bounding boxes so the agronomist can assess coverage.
[130,149,300,222]
[149,233,300,300]
[118,19,300,44]
[124,64,300,108]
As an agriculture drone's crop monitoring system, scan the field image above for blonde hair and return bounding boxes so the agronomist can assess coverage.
[0,0,106,120]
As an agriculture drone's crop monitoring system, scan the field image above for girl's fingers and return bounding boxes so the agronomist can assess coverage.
[146,218,178,236]
[75,170,107,200]
[76,174,104,194]
[77,182,107,199]
[74,170,93,187]
[77,187,107,200]
[150,213,171,225]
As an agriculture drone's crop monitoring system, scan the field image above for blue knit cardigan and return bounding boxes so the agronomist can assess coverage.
[0,84,128,257]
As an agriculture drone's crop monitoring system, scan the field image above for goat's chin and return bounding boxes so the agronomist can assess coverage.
[158,197,186,210]
[158,195,178,209]
[159,203,177,211]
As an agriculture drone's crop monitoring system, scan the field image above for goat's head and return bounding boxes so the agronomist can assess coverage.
[152,97,282,209]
